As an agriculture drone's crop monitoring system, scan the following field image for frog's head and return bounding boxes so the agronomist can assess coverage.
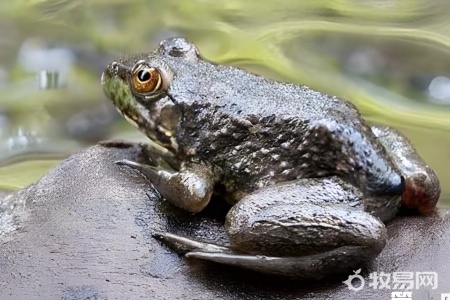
[101,38,201,154]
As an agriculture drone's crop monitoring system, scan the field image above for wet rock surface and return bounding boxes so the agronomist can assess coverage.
[0,145,449,299]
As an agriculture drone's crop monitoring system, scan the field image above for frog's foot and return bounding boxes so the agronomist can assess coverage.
[116,160,216,213]
[153,231,371,278]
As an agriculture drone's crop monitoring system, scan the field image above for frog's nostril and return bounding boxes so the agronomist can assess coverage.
[111,61,118,71]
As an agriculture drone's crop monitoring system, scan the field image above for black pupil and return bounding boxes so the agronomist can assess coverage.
[137,69,151,82]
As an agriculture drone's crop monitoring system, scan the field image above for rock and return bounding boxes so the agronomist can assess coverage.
[0,144,448,299]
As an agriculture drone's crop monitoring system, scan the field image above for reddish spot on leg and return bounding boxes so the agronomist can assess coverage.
[402,168,441,214]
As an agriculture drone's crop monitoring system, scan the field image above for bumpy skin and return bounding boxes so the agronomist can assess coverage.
[103,38,403,213]
[171,70,404,207]
[102,37,440,277]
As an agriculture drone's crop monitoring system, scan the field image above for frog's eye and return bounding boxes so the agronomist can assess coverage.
[131,65,164,94]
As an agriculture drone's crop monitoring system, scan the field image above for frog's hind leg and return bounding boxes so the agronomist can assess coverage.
[154,177,387,278]
[371,126,440,213]
[154,230,371,278]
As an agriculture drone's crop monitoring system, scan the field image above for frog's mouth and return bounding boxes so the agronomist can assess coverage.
[102,64,179,155]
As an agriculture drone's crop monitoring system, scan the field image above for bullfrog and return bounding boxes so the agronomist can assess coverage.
[101,37,440,278]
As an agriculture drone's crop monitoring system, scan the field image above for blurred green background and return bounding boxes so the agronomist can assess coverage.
[0,0,449,204]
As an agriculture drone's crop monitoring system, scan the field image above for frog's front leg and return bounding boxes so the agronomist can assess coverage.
[116,157,217,213]
[155,177,387,278]
[372,126,441,213]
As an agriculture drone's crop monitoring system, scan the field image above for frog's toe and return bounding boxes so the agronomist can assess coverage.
[153,231,229,254]
[115,159,160,176]
[115,159,145,168]
[185,246,370,278]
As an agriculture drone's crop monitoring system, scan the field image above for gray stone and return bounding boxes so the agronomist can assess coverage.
[0,144,449,299]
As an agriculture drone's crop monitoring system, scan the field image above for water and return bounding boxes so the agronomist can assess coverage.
[0,0,449,204]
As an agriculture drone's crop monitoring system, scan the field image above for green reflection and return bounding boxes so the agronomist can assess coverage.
[0,160,59,190]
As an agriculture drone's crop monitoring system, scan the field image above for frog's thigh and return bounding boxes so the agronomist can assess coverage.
[226,195,386,258]
[371,126,440,213]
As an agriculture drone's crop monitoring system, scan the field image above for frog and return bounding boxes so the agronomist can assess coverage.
[101,37,441,278]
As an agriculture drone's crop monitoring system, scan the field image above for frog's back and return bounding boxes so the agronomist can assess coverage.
[157,53,381,198]
[162,55,362,127]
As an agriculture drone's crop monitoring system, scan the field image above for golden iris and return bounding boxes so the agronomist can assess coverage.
[131,65,163,94]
